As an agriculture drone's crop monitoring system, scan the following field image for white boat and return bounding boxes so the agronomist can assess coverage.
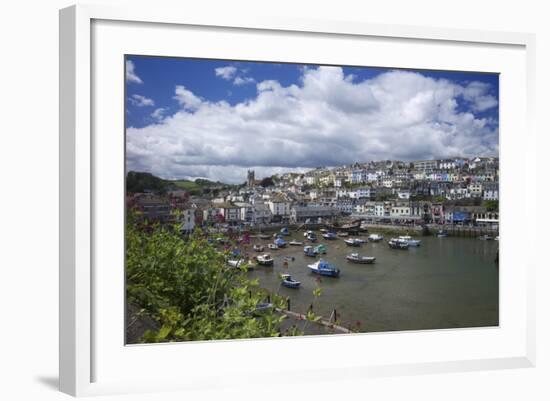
[256,253,274,265]
[344,238,362,247]
[289,240,303,246]
[388,238,409,249]
[268,243,279,250]
[368,233,384,242]
[227,259,244,268]
[308,259,340,277]
[479,234,494,241]
[253,244,265,252]
[398,235,421,247]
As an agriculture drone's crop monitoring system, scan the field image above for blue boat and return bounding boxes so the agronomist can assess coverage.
[303,245,317,257]
[308,259,340,277]
[280,227,290,236]
[280,273,301,288]
[274,237,287,248]
[322,232,337,240]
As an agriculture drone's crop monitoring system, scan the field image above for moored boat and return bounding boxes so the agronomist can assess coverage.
[368,233,384,242]
[289,239,303,246]
[344,238,362,247]
[346,253,376,264]
[227,259,244,268]
[388,238,409,249]
[303,245,317,257]
[337,231,349,237]
[280,273,301,288]
[479,234,494,240]
[308,259,340,277]
[306,232,317,242]
[436,230,448,238]
[274,237,287,248]
[268,243,279,250]
[314,244,327,254]
[256,253,274,265]
[253,244,265,252]
[398,235,421,247]
[322,232,337,240]
[280,227,290,236]
[259,233,271,240]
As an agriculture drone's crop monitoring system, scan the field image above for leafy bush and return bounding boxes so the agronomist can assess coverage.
[126,210,288,343]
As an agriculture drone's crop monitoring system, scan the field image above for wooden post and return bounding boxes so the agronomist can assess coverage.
[287,298,291,311]
[267,294,271,303]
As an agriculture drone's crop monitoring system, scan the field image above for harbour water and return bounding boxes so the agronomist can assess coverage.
[246,231,499,333]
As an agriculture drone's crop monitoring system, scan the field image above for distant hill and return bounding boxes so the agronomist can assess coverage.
[126,171,239,195]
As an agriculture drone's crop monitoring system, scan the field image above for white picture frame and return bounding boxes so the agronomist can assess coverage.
[59,4,536,397]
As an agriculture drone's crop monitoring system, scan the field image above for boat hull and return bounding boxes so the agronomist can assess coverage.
[346,256,376,264]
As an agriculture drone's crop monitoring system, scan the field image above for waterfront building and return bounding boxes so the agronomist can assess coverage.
[252,203,272,224]
[267,194,292,222]
[290,205,341,223]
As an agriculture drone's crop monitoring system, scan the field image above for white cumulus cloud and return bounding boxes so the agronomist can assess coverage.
[128,94,154,107]
[126,60,143,84]
[127,66,498,183]
[173,85,203,111]
[214,66,237,80]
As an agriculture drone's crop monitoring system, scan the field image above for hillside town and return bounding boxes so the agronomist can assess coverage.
[127,156,499,232]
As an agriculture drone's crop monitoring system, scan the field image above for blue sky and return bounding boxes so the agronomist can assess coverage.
[125,55,499,183]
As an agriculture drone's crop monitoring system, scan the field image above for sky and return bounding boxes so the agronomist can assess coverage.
[125,55,499,184]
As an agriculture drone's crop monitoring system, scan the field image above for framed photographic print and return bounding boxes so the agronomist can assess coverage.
[60,4,536,397]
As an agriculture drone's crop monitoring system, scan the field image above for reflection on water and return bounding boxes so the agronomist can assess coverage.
[247,233,499,333]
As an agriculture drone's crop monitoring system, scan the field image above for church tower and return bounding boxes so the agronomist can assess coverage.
[247,170,255,187]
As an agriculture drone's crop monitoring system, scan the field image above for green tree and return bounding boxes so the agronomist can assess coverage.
[126,210,289,343]
[483,200,499,212]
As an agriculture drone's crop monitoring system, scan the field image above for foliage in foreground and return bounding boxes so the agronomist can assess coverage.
[126,211,290,343]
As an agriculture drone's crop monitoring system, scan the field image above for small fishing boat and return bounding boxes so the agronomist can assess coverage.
[320,228,329,234]
[398,235,421,247]
[344,238,362,247]
[346,253,376,264]
[479,234,494,241]
[322,232,337,240]
[303,245,317,257]
[227,259,244,268]
[303,230,315,238]
[268,243,279,250]
[274,237,287,248]
[337,231,349,237]
[388,238,409,249]
[256,253,274,265]
[289,239,303,246]
[259,233,271,240]
[253,244,265,252]
[283,256,295,262]
[308,259,340,277]
[280,227,290,236]
[280,273,301,288]
[314,244,327,254]
[307,232,317,242]
[368,233,384,242]
[436,230,448,238]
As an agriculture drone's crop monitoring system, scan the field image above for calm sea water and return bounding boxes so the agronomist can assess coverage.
[246,232,499,333]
